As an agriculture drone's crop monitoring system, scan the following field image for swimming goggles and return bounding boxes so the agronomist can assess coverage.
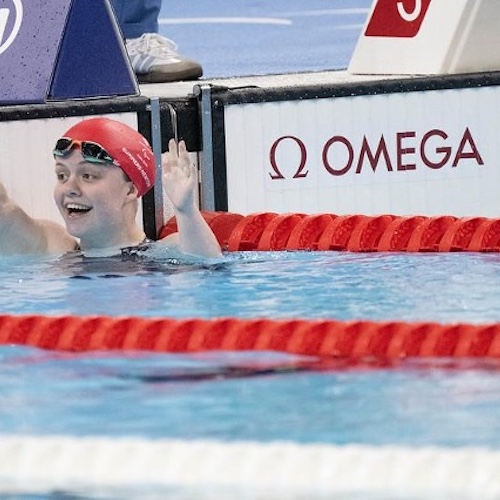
[53,138,117,165]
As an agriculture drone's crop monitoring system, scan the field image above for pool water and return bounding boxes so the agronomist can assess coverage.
[1,250,499,323]
[2,347,500,448]
[0,249,499,498]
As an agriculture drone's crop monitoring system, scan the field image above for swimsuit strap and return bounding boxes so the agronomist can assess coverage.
[120,237,153,257]
[73,237,151,254]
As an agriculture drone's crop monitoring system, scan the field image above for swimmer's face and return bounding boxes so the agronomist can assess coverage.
[53,150,138,246]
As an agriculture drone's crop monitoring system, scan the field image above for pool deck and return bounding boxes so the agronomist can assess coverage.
[138,69,415,99]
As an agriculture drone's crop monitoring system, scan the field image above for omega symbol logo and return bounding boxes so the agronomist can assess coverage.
[0,0,23,56]
[365,0,432,38]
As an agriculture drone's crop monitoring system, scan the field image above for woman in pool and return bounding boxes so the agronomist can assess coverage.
[0,117,221,257]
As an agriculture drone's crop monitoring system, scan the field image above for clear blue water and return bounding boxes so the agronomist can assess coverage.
[2,250,500,323]
[2,347,500,449]
[1,250,500,444]
[0,250,499,498]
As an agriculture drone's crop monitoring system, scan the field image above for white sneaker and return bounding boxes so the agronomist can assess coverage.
[125,33,203,83]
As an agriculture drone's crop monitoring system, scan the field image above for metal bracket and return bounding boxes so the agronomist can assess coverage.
[148,96,164,238]
[195,84,216,211]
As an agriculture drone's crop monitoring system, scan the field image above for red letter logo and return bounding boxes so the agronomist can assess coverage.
[365,0,432,38]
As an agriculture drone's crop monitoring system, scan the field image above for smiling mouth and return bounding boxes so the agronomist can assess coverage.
[65,203,92,216]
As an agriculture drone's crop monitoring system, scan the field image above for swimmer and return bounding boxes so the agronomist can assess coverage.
[0,117,221,258]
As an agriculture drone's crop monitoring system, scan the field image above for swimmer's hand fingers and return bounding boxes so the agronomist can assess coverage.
[161,139,197,212]
[163,138,191,175]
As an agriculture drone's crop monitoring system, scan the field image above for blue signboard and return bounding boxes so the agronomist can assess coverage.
[0,0,138,105]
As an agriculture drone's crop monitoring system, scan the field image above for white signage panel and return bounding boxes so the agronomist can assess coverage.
[224,87,499,217]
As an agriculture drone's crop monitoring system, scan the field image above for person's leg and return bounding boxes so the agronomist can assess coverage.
[111,0,202,84]
[111,0,159,39]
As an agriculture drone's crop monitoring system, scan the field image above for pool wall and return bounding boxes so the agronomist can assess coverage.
[2,71,500,241]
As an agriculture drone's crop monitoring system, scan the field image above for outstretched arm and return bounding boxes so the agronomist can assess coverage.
[159,139,221,258]
[0,181,76,254]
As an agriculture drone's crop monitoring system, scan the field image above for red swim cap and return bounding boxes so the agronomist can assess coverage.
[61,117,156,196]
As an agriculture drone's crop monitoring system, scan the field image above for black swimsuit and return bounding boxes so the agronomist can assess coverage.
[73,238,152,256]
[120,238,153,257]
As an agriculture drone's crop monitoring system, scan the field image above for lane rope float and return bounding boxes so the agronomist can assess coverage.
[160,211,500,252]
[1,314,499,358]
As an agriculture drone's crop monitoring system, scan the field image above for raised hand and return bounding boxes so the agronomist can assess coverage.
[159,138,221,257]
[161,138,197,214]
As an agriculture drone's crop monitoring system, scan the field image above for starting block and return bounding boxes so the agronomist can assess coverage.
[349,0,500,75]
[0,0,138,104]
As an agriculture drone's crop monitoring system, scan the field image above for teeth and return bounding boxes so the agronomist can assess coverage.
[66,203,91,211]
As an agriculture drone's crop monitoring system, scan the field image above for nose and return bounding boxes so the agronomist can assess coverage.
[64,174,82,196]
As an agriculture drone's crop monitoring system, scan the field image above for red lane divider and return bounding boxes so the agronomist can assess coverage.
[258,213,305,250]
[0,314,499,358]
[228,212,278,251]
[286,214,335,250]
[346,214,395,252]
[162,212,500,252]
[317,215,365,251]
[377,216,427,252]
[438,217,488,252]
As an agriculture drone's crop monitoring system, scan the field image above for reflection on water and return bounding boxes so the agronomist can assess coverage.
[1,347,500,448]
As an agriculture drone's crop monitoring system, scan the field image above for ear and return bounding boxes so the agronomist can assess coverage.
[124,180,139,202]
